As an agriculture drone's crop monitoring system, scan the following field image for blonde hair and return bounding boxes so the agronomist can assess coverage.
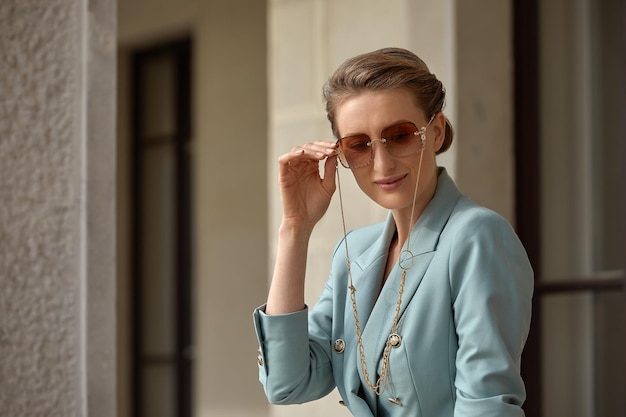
[322,47,454,154]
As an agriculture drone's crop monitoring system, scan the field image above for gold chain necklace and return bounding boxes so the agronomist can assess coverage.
[336,134,426,396]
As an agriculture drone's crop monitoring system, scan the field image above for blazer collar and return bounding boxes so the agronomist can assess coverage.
[352,168,462,270]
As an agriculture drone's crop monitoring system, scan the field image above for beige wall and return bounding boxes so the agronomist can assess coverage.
[455,0,515,223]
[117,1,269,417]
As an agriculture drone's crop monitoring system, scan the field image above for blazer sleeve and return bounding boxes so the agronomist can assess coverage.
[252,278,337,405]
[448,207,534,417]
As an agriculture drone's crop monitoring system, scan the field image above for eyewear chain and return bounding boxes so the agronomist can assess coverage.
[335,143,424,396]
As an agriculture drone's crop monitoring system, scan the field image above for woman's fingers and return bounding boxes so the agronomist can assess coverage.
[280,141,337,163]
[278,141,337,179]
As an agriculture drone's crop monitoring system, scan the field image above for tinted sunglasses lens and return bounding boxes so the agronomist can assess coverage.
[339,135,371,168]
[381,123,418,157]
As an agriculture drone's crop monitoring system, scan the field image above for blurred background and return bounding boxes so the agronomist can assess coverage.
[1,0,624,416]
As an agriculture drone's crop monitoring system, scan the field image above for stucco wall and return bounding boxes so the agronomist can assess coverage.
[0,0,116,416]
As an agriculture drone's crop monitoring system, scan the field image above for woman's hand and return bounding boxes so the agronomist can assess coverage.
[277,141,338,231]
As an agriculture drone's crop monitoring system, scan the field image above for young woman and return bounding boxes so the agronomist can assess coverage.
[253,47,533,416]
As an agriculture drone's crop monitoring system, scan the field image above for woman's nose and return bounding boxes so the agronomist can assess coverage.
[371,141,395,170]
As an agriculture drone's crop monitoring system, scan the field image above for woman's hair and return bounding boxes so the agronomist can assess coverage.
[322,47,454,154]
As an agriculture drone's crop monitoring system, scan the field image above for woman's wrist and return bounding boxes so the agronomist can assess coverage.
[278,219,314,242]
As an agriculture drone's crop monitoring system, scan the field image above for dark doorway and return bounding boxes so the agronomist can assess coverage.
[131,37,193,417]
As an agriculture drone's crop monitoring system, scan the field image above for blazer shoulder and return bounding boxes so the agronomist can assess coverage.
[448,196,516,235]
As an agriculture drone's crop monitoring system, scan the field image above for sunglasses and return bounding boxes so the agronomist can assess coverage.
[336,119,432,169]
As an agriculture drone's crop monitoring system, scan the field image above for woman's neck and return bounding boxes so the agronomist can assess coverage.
[392,177,436,247]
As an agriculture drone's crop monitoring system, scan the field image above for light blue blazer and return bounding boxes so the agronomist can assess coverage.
[253,169,533,416]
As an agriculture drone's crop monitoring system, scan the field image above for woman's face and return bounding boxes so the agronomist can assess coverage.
[335,89,445,217]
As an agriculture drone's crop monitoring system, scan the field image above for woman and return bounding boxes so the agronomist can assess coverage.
[253,47,533,416]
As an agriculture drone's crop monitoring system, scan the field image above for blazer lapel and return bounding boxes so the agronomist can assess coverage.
[346,215,397,327]
[340,216,395,403]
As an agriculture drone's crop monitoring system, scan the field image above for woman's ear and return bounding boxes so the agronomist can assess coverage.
[432,112,446,153]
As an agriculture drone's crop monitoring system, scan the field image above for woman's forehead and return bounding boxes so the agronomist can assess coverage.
[335,89,426,136]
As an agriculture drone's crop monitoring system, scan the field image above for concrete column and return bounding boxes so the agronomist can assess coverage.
[455,0,515,223]
[0,1,116,416]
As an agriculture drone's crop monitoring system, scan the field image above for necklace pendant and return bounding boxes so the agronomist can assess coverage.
[398,249,414,270]
[388,333,402,348]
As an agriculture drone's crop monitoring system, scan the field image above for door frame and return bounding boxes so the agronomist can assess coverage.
[513,1,626,415]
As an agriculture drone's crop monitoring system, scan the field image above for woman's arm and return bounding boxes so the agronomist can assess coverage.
[253,141,339,404]
[449,208,534,417]
[265,141,337,315]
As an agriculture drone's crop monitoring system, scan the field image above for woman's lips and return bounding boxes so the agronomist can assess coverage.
[375,174,407,191]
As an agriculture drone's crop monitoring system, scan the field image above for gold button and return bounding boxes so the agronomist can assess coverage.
[258,356,263,366]
[339,400,346,406]
[388,333,402,348]
[333,338,346,354]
